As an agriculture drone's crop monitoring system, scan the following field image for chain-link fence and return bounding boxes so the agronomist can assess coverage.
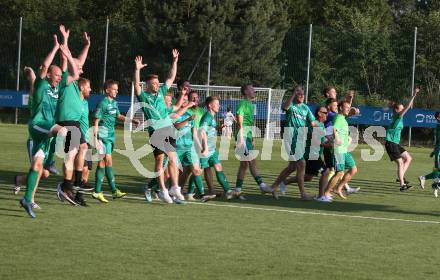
[0,19,439,143]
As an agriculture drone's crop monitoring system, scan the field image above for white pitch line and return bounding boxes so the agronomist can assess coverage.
[3,186,440,225]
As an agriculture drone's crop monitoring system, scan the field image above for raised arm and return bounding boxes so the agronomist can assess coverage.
[283,94,295,111]
[24,66,36,95]
[133,56,147,96]
[59,44,79,84]
[171,101,195,119]
[165,49,179,88]
[39,35,60,79]
[400,87,420,117]
[77,32,91,66]
[59,25,70,72]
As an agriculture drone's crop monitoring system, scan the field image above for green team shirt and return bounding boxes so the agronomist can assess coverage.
[136,84,172,134]
[285,103,315,128]
[200,111,217,154]
[188,106,205,128]
[333,114,349,154]
[304,121,326,160]
[79,99,90,143]
[31,74,67,123]
[176,111,194,149]
[236,99,255,127]
[95,97,120,140]
[386,114,403,144]
[56,72,83,122]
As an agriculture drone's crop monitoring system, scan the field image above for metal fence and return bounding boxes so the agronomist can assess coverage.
[0,19,439,143]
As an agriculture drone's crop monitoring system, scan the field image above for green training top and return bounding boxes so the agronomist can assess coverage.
[200,111,217,155]
[385,114,403,144]
[176,111,194,149]
[188,106,205,128]
[285,103,315,128]
[31,74,67,123]
[304,121,326,160]
[136,84,172,134]
[236,99,255,127]
[56,71,82,122]
[95,96,120,140]
[333,114,349,154]
[79,99,90,143]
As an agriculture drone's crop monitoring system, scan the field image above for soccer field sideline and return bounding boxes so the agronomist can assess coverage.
[4,184,440,225]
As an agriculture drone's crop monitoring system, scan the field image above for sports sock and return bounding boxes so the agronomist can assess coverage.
[254,175,263,185]
[187,175,196,194]
[425,171,440,180]
[215,171,230,192]
[95,166,105,193]
[24,169,39,203]
[74,170,82,186]
[193,175,205,195]
[235,179,244,192]
[105,166,117,192]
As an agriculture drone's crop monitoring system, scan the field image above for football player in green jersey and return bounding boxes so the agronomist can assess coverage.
[384,88,420,191]
[92,80,139,203]
[20,34,79,218]
[419,112,440,196]
[199,96,233,199]
[233,84,268,200]
[324,101,358,200]
[56,25,91,205]
[133,51,185,203]
[269,85,317,200]
[187,90,205,129]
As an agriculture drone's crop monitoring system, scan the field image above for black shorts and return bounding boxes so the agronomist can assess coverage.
[57,121,86,153]
[323,147,334,168]
[305,158,326,176]
[149,126,177,157]
[385,141,406,161]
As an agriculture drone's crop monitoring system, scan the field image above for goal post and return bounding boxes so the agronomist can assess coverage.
[130,82,285,139]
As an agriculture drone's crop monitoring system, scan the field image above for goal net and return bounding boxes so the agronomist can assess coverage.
[129,83,285,140]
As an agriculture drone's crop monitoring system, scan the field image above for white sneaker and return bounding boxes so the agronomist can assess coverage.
[31,202,42,210]
[201,194,216,202]
[418,176,425,189]
[259,183,271,193]
[186,193,196,201]
[346,187,360,195]
[159,189,173,204]
[434,189,438,198]
[225,190,234,200]
[315,195,333,203]
[279,181,287,195]
[144,187,152,203]
[169,186,185,201]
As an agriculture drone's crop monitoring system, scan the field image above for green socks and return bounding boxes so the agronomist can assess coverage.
[188,175,196,194]
[95,166,105,193]
[425,171,440,180]
[193,175,205,195]
[235,179,244,192]
[105,166,117,192]
[215,171,230,192]
[24,169,39,203]
[254,175,263,185]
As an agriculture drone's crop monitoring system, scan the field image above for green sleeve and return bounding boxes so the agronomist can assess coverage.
[116,101,121,116]
[199,115,209,132]
[32,76,45,106]
[236,102,244,116]
[95,100,104,119]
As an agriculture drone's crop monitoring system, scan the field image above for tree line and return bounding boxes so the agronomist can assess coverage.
[0,0,439,108]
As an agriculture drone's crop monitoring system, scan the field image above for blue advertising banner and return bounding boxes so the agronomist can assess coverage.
[1,90,438,128]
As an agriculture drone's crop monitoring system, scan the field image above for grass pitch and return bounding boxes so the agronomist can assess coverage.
[0,124,439,280]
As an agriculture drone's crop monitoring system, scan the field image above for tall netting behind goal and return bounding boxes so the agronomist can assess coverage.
[130,83,285,140]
